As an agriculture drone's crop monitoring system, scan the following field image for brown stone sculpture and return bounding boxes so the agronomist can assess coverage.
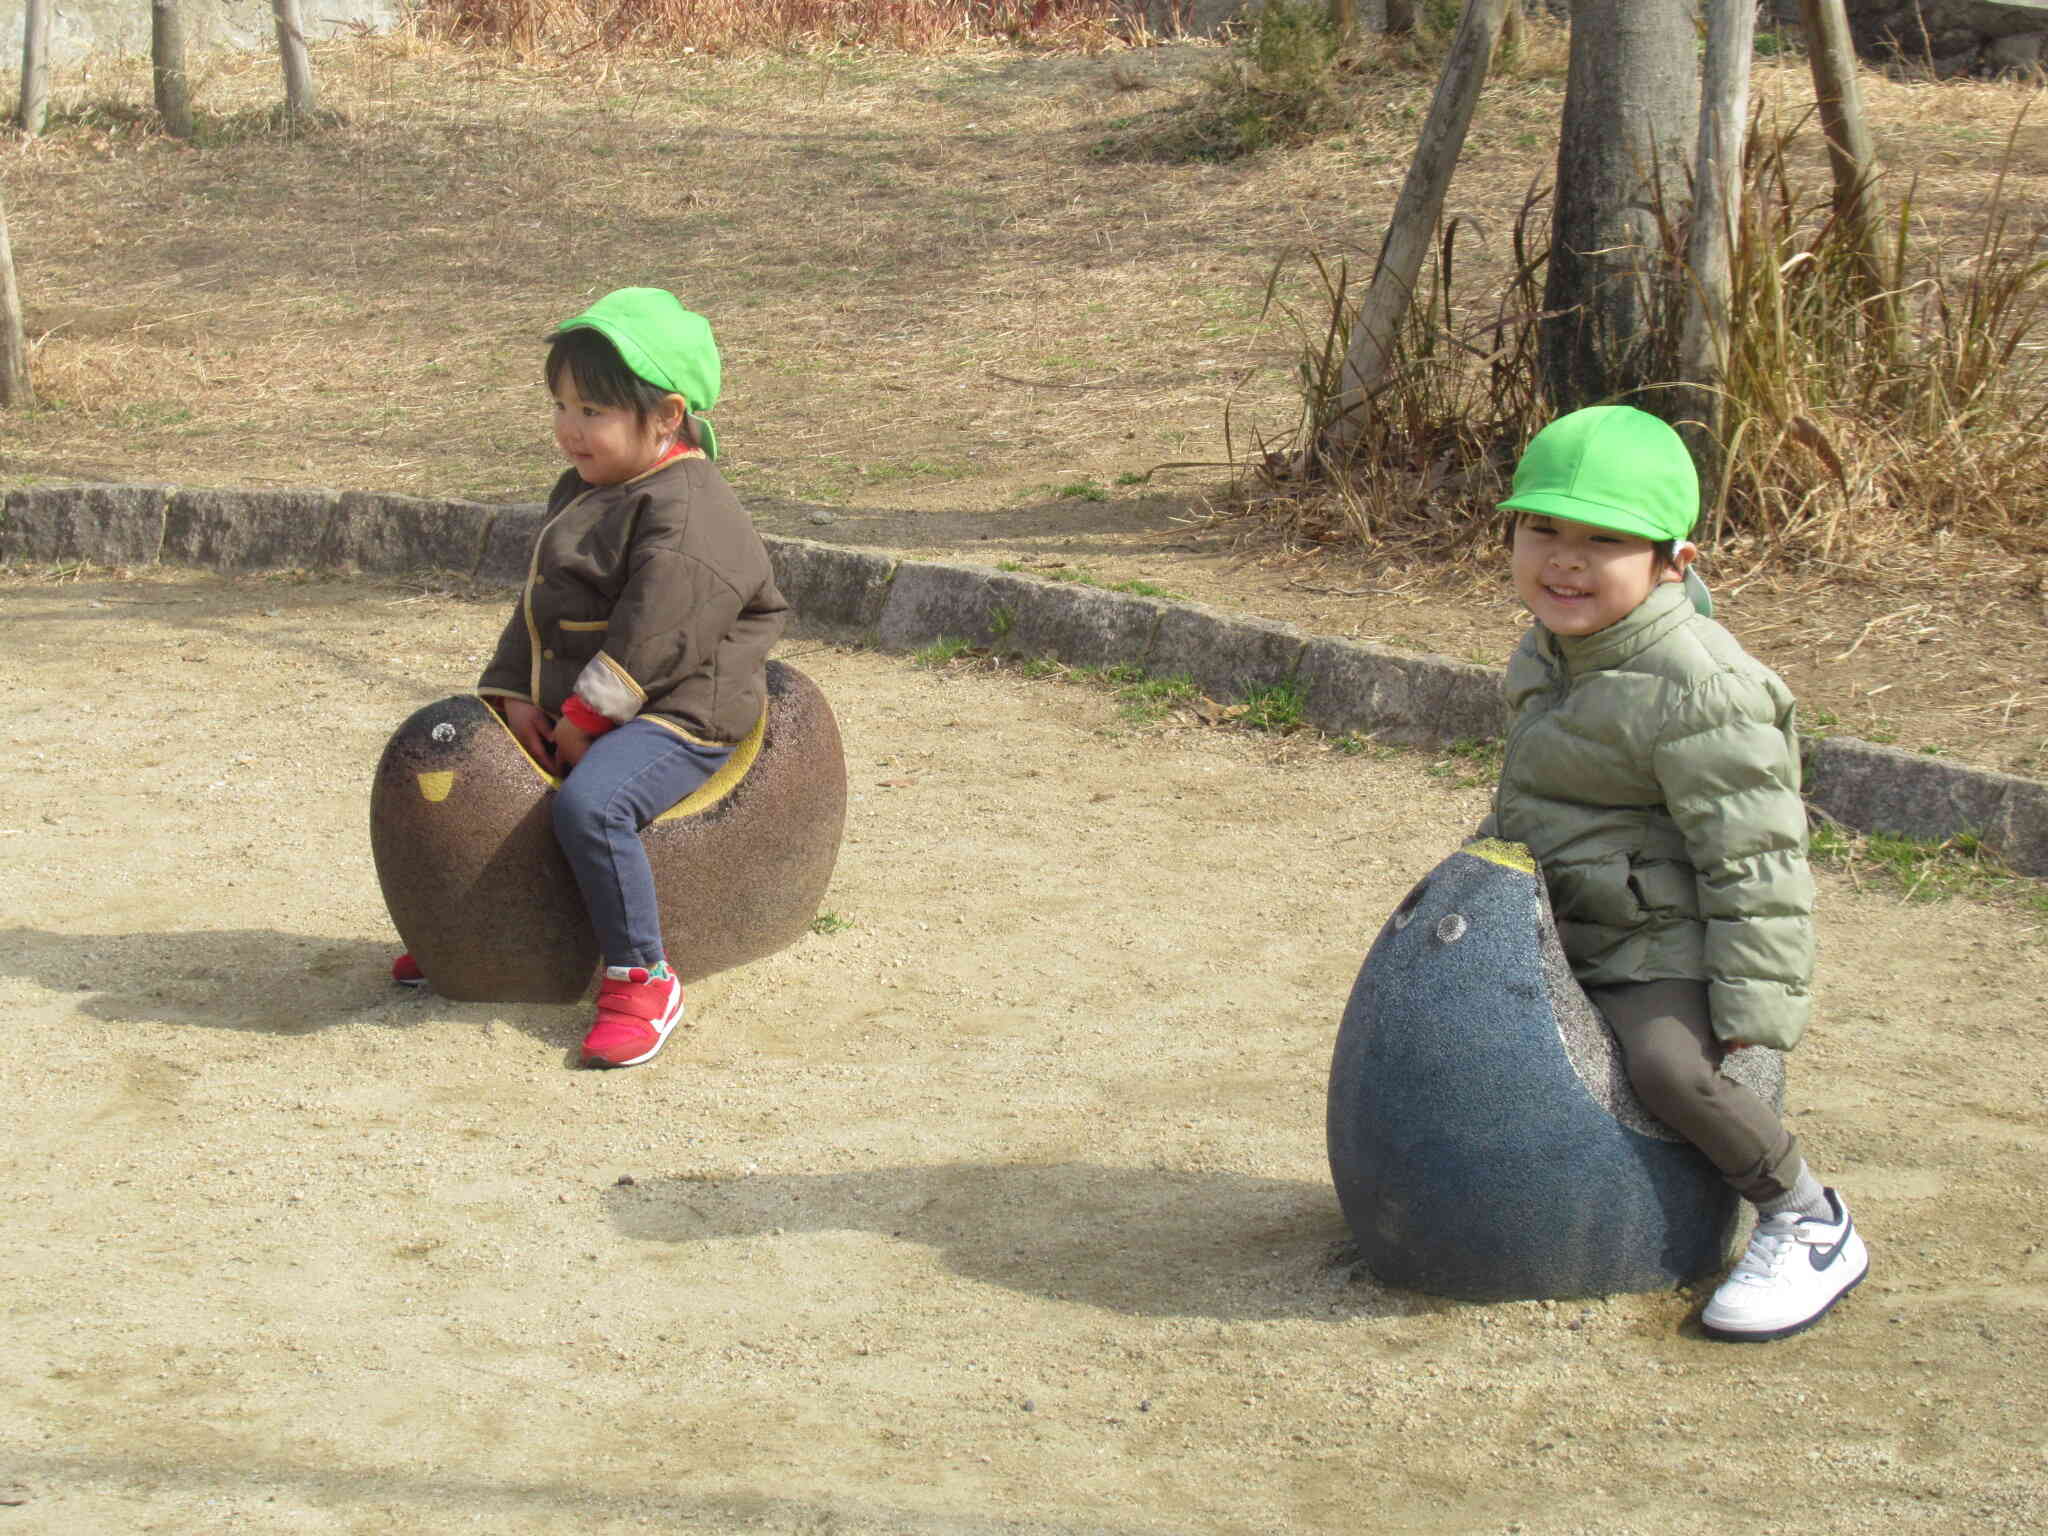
[370,660,847,1003]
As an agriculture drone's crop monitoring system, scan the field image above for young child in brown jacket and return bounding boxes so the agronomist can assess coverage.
[394,288,788,1067]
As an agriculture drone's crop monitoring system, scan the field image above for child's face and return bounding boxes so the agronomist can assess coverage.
[551,373,678,486]
[1511,514,1674,637]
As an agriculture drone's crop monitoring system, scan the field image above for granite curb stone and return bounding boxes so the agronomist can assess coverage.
[1806,735,2048,878]
[165,487,341,570]
[323,491,498,575]
[874,559,999,653]
[1297,635,1504,748]
[3,483,170,567]
[7,481,2046,877]
[985,570,1167,672]
[1145,601,1308,703]
[475,503,548,586]
[765,536,898,644]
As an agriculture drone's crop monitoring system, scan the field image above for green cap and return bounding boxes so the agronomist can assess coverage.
[1498,405,1698,542]
[555,287,722,460]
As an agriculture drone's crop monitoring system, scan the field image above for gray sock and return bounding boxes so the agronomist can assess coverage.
[1756,1165,1833,1223]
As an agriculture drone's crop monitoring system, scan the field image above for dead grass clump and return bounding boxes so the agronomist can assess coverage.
[1705,102,2048,558]
[1234,180,1551,557]
[1238,91,2048,567]
[411,0,1137,58]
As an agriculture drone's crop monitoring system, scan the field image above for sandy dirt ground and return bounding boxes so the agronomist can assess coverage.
[2,569,2044,1535]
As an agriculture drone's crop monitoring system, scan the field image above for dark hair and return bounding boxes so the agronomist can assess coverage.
[1503,511,1681,567]
[544,327,674,426]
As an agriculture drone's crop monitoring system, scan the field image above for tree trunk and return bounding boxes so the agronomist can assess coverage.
[0,190,30,408]
[17,0,51,136]
[1676,0,1756,493]
[1330,0,1357,44]
[1797,0,1895,356]
[273,0,320,118]
[1320,0,1513,461]
[1541,0,1701,413]
[1384,0,1416,34]
[152,0,195,139]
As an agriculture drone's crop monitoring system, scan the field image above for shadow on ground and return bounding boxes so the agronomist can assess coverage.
[606,1160,1442,1325]
[0,926,580,1045]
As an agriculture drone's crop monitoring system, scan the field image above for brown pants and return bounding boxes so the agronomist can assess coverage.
[1587,978,1803,1205]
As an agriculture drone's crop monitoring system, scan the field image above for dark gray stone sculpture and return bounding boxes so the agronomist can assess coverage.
[1327,838,1786,1302]
[370,660,847,1003]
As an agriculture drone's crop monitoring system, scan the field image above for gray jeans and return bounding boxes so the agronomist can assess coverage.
[1586,978,1802,1204]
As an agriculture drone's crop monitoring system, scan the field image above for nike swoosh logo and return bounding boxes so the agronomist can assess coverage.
[1809,1216,1854,1271]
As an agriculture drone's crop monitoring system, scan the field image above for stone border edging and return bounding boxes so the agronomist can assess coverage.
[7,479,2046,878]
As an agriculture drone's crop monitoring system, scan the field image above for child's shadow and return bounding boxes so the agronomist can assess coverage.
[606,1160,1428,1323]
[0,926,460,1037]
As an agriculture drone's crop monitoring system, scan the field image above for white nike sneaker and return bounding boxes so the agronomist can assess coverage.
[1702,1189,1869,1341]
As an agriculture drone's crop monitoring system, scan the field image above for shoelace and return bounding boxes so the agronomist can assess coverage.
[1729,1215,1806,1281]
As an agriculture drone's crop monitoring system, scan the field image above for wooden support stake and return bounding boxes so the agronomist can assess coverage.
[1797,0,1896,357]
[274,0,320,118]
[1320,0,1511,463]
[1677,0,1756,504]
[17,0,50,135]
[152,0,195,139]
[0,191,31,408]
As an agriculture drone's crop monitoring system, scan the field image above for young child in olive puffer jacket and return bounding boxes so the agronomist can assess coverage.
[1479,404,1868,1340]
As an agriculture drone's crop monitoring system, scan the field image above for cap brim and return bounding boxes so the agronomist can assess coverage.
[1498,491,1674,542]
[559,314,679,397]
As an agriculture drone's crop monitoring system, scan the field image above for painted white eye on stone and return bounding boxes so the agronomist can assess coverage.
[432,723,457,743]
[1435,913,1468,945]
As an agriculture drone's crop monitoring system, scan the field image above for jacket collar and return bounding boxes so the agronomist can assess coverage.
[1538,581,1694,676]
[565,451,705,498]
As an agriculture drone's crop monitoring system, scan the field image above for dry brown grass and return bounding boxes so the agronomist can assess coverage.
[1243,43,2048,570]
[1,31,2043,777]
[0,32,1447,506]
[416,0,1139,59]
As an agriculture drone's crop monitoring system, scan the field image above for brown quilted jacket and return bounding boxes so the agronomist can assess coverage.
[477,456,787,745]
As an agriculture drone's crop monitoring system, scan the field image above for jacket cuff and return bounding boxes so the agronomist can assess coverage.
[1707,976,1809,1053]
[574,653,644,724]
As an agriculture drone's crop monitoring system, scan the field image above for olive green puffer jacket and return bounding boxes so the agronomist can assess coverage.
[1479,581,1815,1050]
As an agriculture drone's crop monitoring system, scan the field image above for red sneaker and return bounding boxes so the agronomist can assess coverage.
[582,963,685,1068]
[392,952,426,987]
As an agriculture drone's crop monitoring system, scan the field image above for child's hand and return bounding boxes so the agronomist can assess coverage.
[553,718,593,771]
[498,697,559,770]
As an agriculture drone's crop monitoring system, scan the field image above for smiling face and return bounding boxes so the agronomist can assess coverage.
[550,372,682,487]
[1511,514,1682,637]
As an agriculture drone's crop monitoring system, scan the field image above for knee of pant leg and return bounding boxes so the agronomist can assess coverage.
[1625,1050,1719,1125]
[551,775,618,845]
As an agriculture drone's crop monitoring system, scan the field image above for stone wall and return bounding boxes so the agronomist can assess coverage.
[3,0,402,67]
[1773,0,2048,76]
